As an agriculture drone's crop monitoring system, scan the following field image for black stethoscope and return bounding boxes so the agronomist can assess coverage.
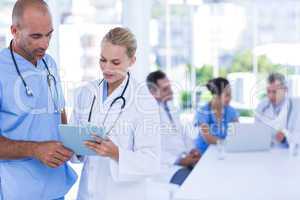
[88,72,130,135]
[9,40,60,111]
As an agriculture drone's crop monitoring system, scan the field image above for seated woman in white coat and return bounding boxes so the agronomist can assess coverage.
[70,27,161,200]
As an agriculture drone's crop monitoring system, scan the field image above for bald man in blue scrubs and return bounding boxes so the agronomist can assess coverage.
[0,0,77,199]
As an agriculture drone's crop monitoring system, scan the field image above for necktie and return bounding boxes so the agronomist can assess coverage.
[164,103,174,124]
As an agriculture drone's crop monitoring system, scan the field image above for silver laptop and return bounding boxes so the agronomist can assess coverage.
[225,122,272,153]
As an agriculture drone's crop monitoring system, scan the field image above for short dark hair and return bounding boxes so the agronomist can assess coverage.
[146,70,167,91]
[12,0,49,26]
[206,77,230,96]
[267,73,286,87]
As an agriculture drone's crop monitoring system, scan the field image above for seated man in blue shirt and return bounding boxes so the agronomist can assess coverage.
[0,1,76,199]
[194,77,239,155]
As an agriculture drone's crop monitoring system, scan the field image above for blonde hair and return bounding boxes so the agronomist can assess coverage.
[102,27,137,58]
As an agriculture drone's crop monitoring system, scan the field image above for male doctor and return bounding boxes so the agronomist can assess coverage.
[255,73,300,147]
[147,70,200,185]
[0,0,76,199]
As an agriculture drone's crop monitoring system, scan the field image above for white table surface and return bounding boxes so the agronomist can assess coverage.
[174,147,300,200]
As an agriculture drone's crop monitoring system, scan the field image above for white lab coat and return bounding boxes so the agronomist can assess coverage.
[255,97,300,144]
[70,75,161,200]
[156,101,196,182]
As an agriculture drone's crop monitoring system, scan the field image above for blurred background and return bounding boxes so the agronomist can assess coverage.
[1,0,300,117]
[1,0,300,198]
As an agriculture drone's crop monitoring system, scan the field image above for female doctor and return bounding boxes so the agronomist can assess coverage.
[70,27,161,200]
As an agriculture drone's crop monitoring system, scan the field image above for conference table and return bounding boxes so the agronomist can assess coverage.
[173,146,300,200]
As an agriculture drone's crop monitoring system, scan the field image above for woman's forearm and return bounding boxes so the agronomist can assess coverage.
[203,133,218,144]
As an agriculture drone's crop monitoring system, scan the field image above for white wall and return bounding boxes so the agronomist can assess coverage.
[122,0,152,83]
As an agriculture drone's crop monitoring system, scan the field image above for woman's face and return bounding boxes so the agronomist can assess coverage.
[220,86,232,106]
[99,41,135,84]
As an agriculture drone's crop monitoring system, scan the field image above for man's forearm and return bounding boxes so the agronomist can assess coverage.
[0,136,37,160]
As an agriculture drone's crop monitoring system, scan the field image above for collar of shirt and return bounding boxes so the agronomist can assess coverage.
[207,103,228,123]
[2,48,46,72]
[271,97,287,116]
[102,79,108,103]
[101,74,129,107]
[158,101,171,114]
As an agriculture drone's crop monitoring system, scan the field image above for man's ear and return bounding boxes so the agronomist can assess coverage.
[10,25,17,36]
[129,56,136,67]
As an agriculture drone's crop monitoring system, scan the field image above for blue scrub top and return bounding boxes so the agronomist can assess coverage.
[0,48,77,200]
[194,103,239,154]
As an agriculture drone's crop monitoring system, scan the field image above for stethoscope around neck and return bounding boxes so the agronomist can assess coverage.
[87,72,130,135]
[9,40,60,112]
